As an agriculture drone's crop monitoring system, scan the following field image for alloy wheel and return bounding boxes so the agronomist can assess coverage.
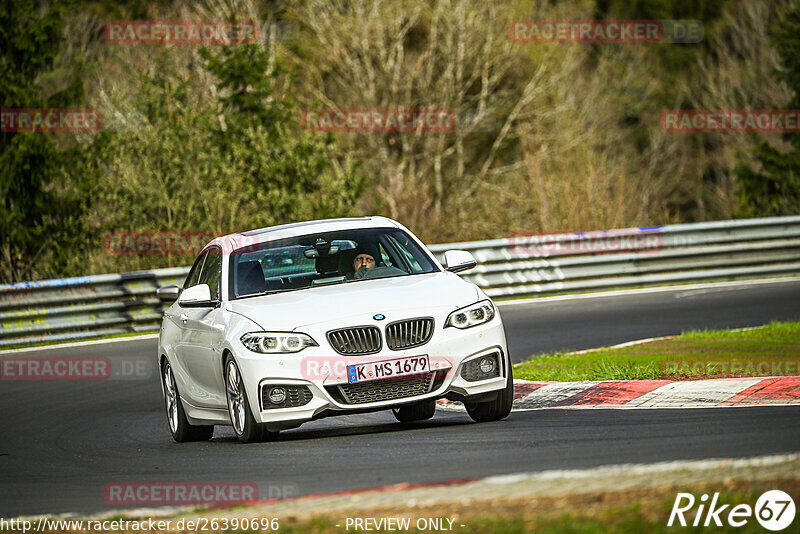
[163,363,179,433]
[226,360,246,435]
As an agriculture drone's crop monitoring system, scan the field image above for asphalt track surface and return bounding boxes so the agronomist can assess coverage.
[1,279,799,517]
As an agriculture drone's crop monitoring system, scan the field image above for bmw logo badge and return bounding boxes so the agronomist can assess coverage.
[373,314,386,321]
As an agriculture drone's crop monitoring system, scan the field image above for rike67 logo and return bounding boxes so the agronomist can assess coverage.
[669,490,796,531]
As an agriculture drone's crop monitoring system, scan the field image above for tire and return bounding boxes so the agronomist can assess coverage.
[465,359,514,423]
[225,355,278,443]
[392,399,436,422]
[161,360,214,442]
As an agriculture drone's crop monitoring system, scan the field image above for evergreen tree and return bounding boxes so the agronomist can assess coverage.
[734,6,800,217]
[0,0,93,282]
[200,43,366,226]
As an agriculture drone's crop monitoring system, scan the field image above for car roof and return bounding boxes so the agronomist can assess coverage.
[207,216,401,252]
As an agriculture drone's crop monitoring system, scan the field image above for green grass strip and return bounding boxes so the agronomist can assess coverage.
[514,321,800,382]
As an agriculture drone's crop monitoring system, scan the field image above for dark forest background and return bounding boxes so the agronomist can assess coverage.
[2,0,798,282]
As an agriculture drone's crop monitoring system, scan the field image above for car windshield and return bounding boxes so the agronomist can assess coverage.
[229,228,440,299]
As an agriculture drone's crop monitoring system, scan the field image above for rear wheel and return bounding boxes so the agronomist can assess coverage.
[465,360,514,423]
[225,355,278,443]
[161,360,213,442]
[392,399,436,422]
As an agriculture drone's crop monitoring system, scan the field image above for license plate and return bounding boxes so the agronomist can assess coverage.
[347,355,429,383]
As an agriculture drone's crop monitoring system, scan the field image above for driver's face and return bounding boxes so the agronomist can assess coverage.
[353,254,376,271]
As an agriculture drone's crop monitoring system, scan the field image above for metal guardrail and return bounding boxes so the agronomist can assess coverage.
[1,216,799,348]
[435,216,800,298]
[0,268,189,348]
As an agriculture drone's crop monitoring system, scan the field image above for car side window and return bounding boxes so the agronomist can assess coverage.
[384,234,424,272]
[184,251,207,289]
[198,246,222,301]
[379,244,393,267]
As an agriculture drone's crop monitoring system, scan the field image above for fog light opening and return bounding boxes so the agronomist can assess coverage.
[479,357,495,375]
[268,387,287,404]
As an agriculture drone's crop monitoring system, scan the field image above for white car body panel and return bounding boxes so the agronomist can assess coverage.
[157,217,509,431]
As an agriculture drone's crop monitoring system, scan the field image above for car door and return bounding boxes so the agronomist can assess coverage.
[180,246,227,408]
[168,250,206,371]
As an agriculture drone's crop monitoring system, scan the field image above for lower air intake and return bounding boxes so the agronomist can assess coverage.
[327,371,445,405]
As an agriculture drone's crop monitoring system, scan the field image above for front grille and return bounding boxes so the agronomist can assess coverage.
[261,385,313,410]
[326,371,442,405]
[327,326,382,355]
[385,317,434,350]
[460,352,502,382]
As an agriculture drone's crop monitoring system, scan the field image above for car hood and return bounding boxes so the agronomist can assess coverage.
[225,272,479,331]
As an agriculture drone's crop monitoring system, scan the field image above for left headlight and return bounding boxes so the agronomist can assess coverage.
[444,300,496,329]
[240,332,318,354]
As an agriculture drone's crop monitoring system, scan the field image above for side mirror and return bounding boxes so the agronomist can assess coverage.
[443,250,477,273]
[156,284,180,302]
[178,284,216,308]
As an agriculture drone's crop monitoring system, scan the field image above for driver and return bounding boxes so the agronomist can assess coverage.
[344,244,378,280]
[352,251,376,279]
[354,252,375,271]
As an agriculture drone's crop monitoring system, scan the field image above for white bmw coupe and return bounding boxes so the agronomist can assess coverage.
[156,217,512,443]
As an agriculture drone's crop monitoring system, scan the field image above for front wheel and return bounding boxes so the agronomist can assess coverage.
[392,399,436,422]
[225,355,278,443]
[465,361,514,423]
[162,360,213,442]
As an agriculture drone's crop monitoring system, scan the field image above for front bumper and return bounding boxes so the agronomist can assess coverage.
[233,317,508,428]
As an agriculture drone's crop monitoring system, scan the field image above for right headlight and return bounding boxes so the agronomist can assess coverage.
[240,332,318,354]
[444,300,496,329]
